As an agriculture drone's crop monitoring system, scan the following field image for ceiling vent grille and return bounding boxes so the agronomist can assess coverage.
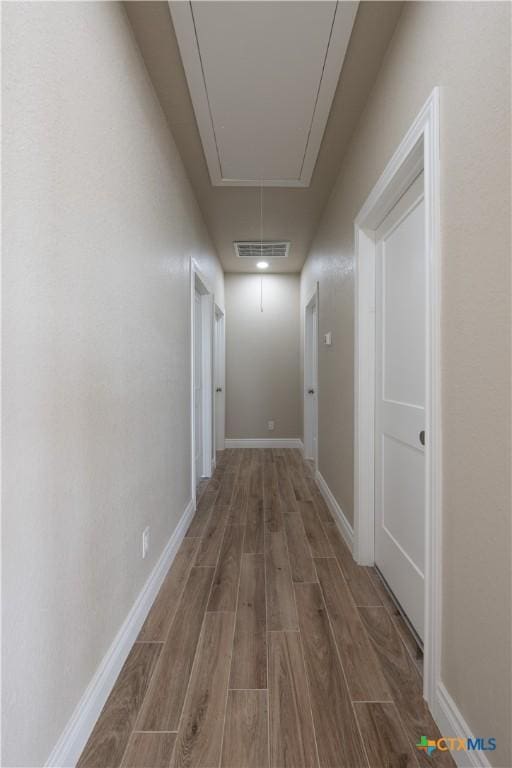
[234,241,290,260]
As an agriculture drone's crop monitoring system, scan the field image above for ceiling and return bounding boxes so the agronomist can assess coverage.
[124,1,403,273]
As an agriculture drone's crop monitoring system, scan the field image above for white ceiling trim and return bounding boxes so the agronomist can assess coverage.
[169,1,359,188]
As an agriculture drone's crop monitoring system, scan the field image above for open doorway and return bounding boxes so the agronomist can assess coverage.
[191,261,214,503]
[303,284,319,468]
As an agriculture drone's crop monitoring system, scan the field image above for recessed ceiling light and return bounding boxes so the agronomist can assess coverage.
[257,261,269,269]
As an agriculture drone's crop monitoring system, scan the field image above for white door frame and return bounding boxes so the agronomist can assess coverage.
[303,283,319,469]
[214,303,225,454]
[191,260,214,507]
[353,88,440,706]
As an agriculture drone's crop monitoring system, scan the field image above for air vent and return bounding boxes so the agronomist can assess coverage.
[234,241,290,260]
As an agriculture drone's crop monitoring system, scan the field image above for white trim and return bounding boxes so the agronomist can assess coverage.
[168,1,358,188]
[45,498,195,768]
[353,88,441,707]
[225,438,303,449]
[191,259,214,299]
[315,470,353,551]
[304,285,318,314]
[297,439,304,457]
[433,684,493,768]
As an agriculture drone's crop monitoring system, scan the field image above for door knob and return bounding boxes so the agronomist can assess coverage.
[308,389,315,394]
[216,387,222,393]
[419,430,425,446]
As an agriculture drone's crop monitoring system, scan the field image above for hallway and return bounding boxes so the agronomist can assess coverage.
[3,2,511,766]
[78,449,451,768]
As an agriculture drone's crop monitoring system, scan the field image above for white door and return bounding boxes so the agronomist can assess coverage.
[304,297,318,463]
[214,310,225,452]
[194,290,203,483]
[374,173,426,640]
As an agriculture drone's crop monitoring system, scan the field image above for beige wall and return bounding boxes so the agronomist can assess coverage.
[2,3,223,765]
[301,2,511,764]
[225,274,301,440]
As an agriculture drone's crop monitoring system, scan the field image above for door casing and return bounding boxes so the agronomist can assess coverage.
[353,89,440,706]
[194,289,204,485]
[190,260,214,506]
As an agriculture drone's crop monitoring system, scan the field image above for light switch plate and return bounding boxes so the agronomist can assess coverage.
[324,332,332,346]
[142,527,150,559]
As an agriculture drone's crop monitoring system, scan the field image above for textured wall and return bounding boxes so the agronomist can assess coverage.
[2,3,223,765]
[301,2,511,764]
[225,274,301,440]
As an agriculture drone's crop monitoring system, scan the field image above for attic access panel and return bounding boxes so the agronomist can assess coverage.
[170,1,359,187]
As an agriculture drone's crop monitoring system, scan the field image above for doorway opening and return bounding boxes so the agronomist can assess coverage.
[191,262,214,504]
[303,284,319,469]
[354,89,440,706]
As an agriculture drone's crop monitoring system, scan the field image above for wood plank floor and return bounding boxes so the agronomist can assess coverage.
[78,448,452,768]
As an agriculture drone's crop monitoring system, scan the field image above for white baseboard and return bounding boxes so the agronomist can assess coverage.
[315,470,354,551]
[225,438,303,449]
[45,498,195,768]
[297,439,304,456]
[432,683,493,768]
